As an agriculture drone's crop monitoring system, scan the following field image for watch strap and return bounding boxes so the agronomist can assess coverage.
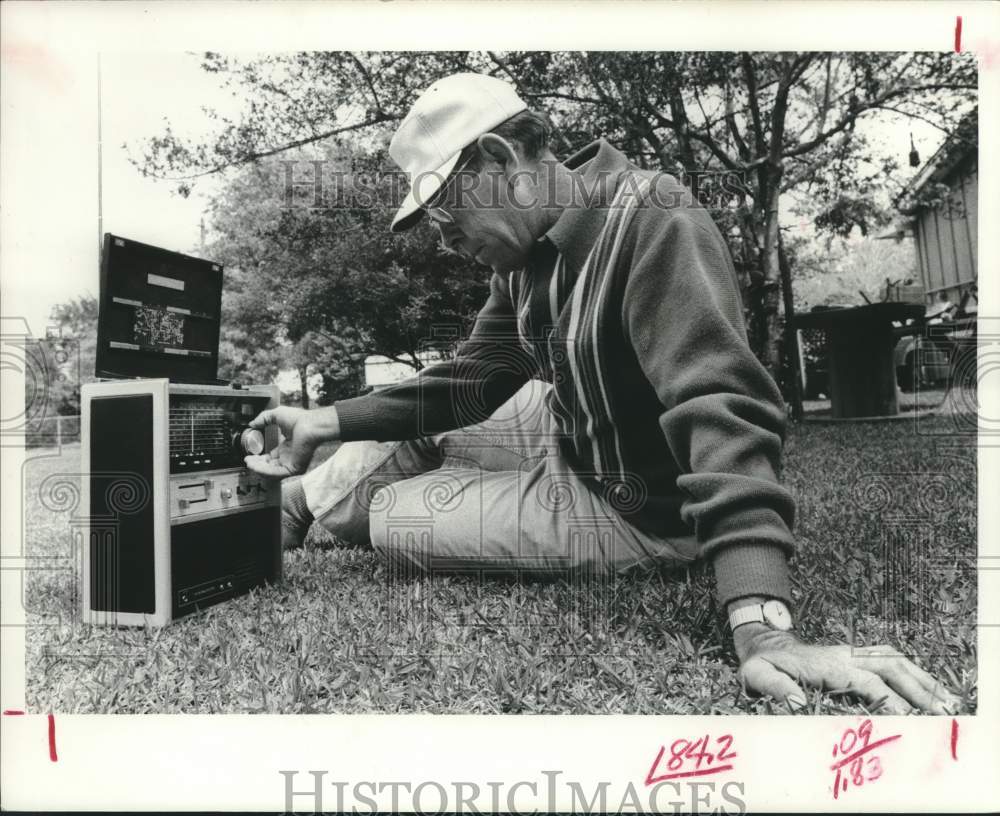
[728,603,766,630]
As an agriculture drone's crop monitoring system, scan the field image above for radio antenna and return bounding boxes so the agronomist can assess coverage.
[97,52,103,259]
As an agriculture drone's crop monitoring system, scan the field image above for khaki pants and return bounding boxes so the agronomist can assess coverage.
[300,380,698,577]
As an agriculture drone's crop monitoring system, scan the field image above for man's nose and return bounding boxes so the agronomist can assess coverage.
[436,222,468,256]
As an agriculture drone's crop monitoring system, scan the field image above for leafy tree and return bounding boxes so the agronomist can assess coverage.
[136,51,977,414]
[20,295,97,445]
[217,276,286,388]
[288,330,366,406]
[42,295,98,415]
[205,140,488,400]
[788,233,916,311]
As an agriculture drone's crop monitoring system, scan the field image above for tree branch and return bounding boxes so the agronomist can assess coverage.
[348,53,385,117]
[722,81,751,163]
[531,91,605,105]
[871,104,960,137]
[687,130,744,172]
[781,81,973,159]
[643,102,676,130]
[741,53,767,157]
[789,52,815,85]
[139,114,398,182]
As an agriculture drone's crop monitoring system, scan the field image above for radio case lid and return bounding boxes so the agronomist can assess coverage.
[96,233,224,383]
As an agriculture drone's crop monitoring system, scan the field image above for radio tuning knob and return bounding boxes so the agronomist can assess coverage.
[240,428,265,455]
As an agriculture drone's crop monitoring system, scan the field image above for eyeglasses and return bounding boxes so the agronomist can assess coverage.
[425,154,476,226]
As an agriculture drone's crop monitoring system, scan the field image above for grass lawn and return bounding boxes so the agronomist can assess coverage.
[22,401,977,714]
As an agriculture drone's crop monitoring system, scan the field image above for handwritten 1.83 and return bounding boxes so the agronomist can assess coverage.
[830,719,901,799]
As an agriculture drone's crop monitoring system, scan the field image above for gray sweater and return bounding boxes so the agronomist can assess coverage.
[334,139,797,606]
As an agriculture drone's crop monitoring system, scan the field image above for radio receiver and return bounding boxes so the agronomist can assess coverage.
[81,234,282,626]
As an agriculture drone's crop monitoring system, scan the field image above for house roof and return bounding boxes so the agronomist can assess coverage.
[896,108,977,212]
[874,220,915,241]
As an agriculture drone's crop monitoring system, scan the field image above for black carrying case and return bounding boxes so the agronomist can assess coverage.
[95,233,225,383]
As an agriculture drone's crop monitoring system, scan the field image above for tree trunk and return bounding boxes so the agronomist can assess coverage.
[757,56,795,402]
[759,169,784,390]
[299,367,310,409]
[778,234,804,420]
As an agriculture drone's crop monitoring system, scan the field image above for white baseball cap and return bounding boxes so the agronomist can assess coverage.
[389,73,527,232]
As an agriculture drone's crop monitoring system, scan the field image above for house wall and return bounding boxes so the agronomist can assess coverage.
[914,161,978,304]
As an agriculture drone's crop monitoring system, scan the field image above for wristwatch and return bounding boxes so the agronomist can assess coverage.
[728,599,794,632]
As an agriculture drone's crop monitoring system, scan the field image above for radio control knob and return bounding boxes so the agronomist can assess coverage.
[240,428,264,455]
[220,488,233,500]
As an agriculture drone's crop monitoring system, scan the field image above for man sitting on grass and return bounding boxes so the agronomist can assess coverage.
[246,72,957,714]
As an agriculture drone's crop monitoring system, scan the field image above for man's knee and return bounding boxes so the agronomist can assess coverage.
[304,437,441,528]
[368,470,478,565]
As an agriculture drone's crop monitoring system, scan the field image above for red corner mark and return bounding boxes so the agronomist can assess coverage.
[950,719,959,761]
[48,713,58,762]
[955,16,963,52]
[3,710,57,761]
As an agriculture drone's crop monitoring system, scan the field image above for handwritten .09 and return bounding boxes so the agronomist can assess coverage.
[830,719,900,799]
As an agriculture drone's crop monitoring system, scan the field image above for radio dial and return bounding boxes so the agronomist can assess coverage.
[239,428,265,456]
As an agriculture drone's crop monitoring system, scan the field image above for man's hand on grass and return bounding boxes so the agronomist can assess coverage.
[733,624,961,714]
[244,405,339,478]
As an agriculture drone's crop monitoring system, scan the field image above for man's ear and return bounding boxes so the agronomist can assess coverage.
[476,133,521,176]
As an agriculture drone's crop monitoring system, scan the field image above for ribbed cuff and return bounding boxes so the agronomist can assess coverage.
[333,395,387,442]
[703,505,796,549]
[281,477,313,525]
[711,543,792,607]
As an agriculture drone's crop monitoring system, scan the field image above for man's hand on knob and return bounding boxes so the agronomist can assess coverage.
[244,405,340,479]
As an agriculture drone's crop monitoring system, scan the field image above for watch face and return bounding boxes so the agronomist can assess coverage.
[763,600,793,631]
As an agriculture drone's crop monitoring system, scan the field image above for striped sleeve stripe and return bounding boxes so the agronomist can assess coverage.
[565,178,638,476]
[518,273,535,357]
[548,254,562,327]
[589,176,652,483]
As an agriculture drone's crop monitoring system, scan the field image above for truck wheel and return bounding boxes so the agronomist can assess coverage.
[897,351,917,392]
